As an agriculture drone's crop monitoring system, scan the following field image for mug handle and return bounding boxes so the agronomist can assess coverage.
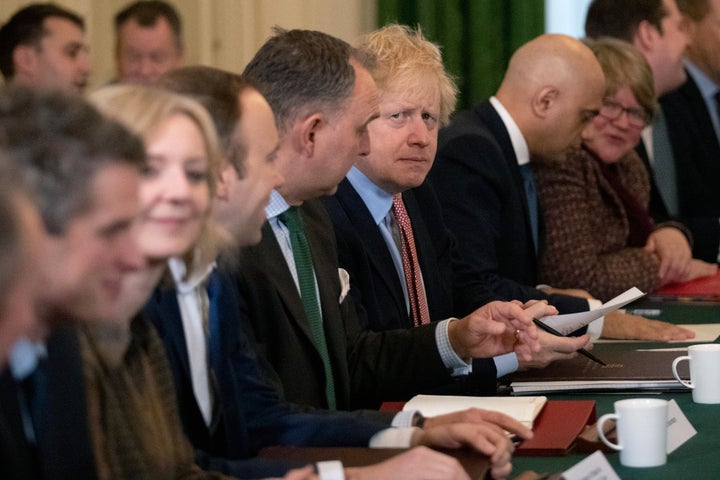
[672,356,693,388]
[597,413,621,451]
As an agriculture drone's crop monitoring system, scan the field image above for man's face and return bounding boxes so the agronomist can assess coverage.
[20,16,90,94]
[0,198,45,365]
[355,85,440,194]
[686,0,720,84]
[647,0,689,95]
[279,60,378,204]
[214,88,283,246]
[41,163,144,322]
[116,17,183,85]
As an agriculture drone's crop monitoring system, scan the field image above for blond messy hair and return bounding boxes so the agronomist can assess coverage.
[355,24,457,126]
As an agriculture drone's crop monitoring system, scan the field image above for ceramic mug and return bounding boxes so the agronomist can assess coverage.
[672,344,720,404]
[597,398,668,467]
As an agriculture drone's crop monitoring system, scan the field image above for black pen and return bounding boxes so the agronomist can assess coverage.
[532,318,607,366]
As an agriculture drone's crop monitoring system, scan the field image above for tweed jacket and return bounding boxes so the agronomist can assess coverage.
[80,317,228,480]
[532,146,661,301]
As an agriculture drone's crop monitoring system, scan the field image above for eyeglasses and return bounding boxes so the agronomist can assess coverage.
[599,98,649,128]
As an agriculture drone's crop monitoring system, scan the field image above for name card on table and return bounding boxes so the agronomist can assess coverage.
[562,450,620,480]
[667,399,697,453]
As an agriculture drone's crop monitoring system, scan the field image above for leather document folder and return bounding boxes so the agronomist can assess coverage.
[259,446,490,479]
[509,348,689,395]
[515,400,596,456]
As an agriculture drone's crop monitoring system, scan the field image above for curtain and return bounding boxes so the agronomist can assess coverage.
[377,0,544,110]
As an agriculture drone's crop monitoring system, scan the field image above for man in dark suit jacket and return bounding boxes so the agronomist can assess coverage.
[432,33,696,342]
[324,27,587,390]
[240,28,549,412]
[0,89,147,478]
[659,0,720,263]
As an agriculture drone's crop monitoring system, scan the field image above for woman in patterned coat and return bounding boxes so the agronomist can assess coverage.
[533,37,716,302]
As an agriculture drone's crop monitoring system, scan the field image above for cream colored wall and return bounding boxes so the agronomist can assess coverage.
[0,0,377,89]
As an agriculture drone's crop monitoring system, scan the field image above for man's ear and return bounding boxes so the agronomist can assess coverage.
[531,86,559,118]
[12,45,37,77]
[297,113,323,158]
[215,162,233,201]
[634,19,658,54]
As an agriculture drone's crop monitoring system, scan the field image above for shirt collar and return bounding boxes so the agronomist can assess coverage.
[265,189,291,220]
[685,59,720,101]
[489,96,530,166]
[9,338,47,381]
[346,166,395,225]
[168,256,216,294]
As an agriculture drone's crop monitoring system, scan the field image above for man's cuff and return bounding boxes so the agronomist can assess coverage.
[369,427,418,448]
[586,299,604,341]
[316,460,345,480]
[436,318,472,375]
[391,410,416,428]
[493,352,518,377]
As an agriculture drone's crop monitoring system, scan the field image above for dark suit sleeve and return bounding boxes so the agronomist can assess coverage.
[430,127,589,315]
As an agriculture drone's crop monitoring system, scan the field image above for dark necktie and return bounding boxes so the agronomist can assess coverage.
[18,358,47,446]
[392,194,431,327]
[203,269,222,428]
[651,110,679,216]
[519,163,539,254]
[279,207,336,409]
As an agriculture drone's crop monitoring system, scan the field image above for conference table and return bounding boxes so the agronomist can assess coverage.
[511,299,720,479]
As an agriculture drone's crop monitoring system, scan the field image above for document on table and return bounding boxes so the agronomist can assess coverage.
[595,324,720,343]
[541,287,645,335]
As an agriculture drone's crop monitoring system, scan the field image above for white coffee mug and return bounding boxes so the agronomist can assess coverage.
[597,398,668,468]
[672,344,720,404]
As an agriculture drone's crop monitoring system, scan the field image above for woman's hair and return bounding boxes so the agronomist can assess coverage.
[89,84,229,265]
[583,36,657,121]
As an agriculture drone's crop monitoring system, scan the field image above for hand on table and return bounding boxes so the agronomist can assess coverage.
[344,446,472,480]
[602,311,695,341]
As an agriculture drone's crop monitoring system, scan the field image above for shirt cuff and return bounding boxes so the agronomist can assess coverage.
[493,352,519,377]
[435,318,472,375]
[586,299,604,341]
[369,427,418,448]
[391,410,416,428]
[316,460,345,480]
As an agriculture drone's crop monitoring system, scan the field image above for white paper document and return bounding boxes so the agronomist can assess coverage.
[402,394,547,427]
[541,287,645,335]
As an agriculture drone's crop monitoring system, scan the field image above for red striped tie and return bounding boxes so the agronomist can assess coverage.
[392,193,431,327]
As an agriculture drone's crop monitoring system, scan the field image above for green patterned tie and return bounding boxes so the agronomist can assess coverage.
[279,206,336,409]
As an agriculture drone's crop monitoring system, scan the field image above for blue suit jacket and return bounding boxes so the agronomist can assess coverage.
[323,178,499,394]
[143,267,391,478]
[429,101,588,314]
[661,72,720,263]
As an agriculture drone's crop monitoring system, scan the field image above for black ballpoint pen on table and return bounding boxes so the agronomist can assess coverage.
[532,318,607,366]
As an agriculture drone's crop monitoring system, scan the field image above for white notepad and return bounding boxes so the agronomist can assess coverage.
[403,394,547,428]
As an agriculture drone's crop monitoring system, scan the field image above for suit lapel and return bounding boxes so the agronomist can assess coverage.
[252,220,320,348]
[335,180,408,315]
[476,102,538,262]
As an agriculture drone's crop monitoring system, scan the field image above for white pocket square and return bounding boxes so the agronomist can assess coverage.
[338,268,350,303]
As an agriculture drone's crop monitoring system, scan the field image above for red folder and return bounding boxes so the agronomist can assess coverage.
[379,399,596,456]
[515,400,596,456]
[653,270,720,299]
